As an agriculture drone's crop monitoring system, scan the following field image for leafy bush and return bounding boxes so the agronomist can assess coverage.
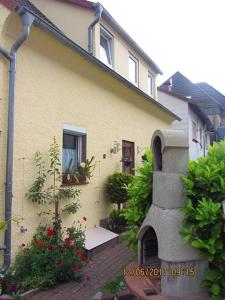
[0,222,89,294]
[181,141,225,300]
[122,149,153,253]
[106,172,133,211]
[108,209,127,233]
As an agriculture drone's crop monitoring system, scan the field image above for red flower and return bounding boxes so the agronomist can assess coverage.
[63,244,67,249]
[82,216,87,222]
[67,227,72,232]
[85,275,91,281]
[21,243,26,247]
[48,244,57,250]
[36,240,48,248]
[64,237,73,243]
[46,228,55,237]
[76,250,81,256]
[81,255,87,262]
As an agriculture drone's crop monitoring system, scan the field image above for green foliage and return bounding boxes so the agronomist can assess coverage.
[102,272,125,295]
[62,202,80,215]
[108,209,127,233]
[26,137,81,231]
[77,156,95,180]
[180,141,225,299]
[106,172,133,210]
[0,217,22,231]
[122,149,153,253]
[0,223,88,294]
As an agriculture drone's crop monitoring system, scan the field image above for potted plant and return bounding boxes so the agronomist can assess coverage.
[62,158,76,184]
[76,156,95,184]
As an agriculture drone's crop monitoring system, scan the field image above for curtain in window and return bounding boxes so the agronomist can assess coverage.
[100,35,111,66]
[62,148,77,174]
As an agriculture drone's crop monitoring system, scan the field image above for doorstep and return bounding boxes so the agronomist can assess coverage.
[84,227,119,259]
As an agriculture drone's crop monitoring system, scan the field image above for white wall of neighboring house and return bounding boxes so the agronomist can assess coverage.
[188,107,210,160]
[158,90,211,161]
[157,90,189,136]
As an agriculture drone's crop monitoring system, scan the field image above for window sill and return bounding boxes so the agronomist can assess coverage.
[61,182,89,187]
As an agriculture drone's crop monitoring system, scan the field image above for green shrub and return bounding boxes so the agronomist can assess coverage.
[122,149,153,253]
[108,209,127,233]
[106,172,133,211]
[181,141,225,300]
[0,222,89,294]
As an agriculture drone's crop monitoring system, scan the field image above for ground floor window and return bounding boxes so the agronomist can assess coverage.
[62,125,86,177]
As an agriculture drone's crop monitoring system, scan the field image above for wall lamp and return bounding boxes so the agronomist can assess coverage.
[110,141,121,154]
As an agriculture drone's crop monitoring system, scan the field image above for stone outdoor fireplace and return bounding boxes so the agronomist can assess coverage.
[137,129,208,299]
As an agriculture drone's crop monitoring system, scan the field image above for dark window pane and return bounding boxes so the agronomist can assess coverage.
[63,134,77,149]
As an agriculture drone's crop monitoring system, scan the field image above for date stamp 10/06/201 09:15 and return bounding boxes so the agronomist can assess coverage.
[123,267,196,277]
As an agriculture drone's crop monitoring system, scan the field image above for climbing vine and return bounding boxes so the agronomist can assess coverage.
[181,141,225,300]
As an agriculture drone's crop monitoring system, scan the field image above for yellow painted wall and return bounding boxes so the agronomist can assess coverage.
[29,0,158,98]
[30,0,94,51]
[0,13,173,260]
[95,19,158,97]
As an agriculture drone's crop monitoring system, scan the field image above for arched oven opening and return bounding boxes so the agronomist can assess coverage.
[141,226,160,268]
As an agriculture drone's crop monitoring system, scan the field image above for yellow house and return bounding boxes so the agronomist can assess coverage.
[0,0,180,267]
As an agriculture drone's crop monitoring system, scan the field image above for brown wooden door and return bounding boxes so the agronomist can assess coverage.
[122,140,135,174]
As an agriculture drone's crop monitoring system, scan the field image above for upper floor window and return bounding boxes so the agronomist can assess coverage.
[148,72,154,97]
[100,27,113,67]
[192,121,198,142]
[129,53,138,85]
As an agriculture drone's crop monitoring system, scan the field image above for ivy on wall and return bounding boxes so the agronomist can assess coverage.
[181,141,225,300]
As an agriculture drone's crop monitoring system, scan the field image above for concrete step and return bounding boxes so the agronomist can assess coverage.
[84,227,119,259]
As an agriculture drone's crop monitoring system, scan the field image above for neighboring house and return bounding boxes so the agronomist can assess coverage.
[158,72,215,160]
[0,0,179,262]
[195,82,225,141]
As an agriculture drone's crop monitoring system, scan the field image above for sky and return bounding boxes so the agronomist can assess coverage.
[98,0,225,94]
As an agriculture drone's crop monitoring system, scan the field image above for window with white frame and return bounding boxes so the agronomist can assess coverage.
[62,125,86,175]
[129,53,138,85]
[192,121,197,142]
[148,72,154,97]
[100,27,113,67]
[199,127,203,146]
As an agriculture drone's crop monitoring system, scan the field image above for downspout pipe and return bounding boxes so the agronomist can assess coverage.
[0,9,34,273]
[88,3,103,55]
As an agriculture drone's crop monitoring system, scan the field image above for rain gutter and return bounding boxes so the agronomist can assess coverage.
[88,3,103,54]
[0,8,34,273]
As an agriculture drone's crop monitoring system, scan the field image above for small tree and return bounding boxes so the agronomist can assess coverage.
[26,137,80,232]
[122,149,153,253]
[106,172,133,211]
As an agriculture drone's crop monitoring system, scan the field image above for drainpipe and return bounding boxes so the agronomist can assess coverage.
[0,9,34,273]
[88,3,103,55]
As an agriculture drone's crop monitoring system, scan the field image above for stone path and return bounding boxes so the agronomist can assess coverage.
[30,241,133,300]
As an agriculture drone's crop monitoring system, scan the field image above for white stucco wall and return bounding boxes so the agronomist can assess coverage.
[188,107,210,160]
[158,90,211,161]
